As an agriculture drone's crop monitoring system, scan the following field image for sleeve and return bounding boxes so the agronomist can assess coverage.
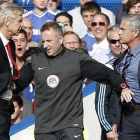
[13,59,34,93]
[95,83,113,133]
[80,54,126,92]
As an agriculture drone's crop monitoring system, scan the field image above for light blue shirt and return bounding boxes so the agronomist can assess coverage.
[118,43,140,103]
[82,32,96,51]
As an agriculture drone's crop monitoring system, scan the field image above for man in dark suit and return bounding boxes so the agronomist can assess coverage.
[0,2,23,140]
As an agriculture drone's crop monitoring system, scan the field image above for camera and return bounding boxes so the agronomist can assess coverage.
[57,22,68,30]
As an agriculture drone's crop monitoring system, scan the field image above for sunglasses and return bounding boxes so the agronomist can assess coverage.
[91,22,106,26]
[109,39,120,44]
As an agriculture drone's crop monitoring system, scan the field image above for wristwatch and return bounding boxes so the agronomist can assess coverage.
[120,83,127,89]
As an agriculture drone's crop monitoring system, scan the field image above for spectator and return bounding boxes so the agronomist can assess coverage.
[11,29,33,119]
[11,29,28,69]
[90,13,111,56]
[47,0,62,16]
[0,2,23,140]
[81,2,100,52]
[68,0,115,37]
[63,31,82,50]
[11,95,23,125]
[93,25,127,64]
[22,18,38,48]
[115,0,128,24]
[13,21,130,140]
[125,0,140,15]
[55,12,87,50]
[55,12,73,33]
[115,14,140,140]
[23,0,55,43]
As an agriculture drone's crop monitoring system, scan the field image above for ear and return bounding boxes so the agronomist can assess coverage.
[20,106,23,112]
[5,19,11,27]
[134,29,140,38]
[58,36,63,45]
[107,24,111,29]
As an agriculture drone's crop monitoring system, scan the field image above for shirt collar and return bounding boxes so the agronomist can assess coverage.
[0,32,9,47]
[98,38,109,49]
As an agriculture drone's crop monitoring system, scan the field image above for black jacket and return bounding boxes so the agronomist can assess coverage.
[14,47,126,133]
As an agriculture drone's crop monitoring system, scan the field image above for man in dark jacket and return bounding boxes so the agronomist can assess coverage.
[14,21,133,140]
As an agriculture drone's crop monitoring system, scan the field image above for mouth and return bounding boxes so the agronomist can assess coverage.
[95,30,102,33]
[40,3,45,6]
[17,48,22,53]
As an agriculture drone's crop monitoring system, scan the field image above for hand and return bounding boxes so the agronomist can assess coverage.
[112,124,119,139]
[121,88,134,102]
[106,131,116,140]
[63,26,73,33]
[10,82,17,91]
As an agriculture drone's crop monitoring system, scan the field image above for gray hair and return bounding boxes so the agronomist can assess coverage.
[122,14,140,32]
[40,21,63,37]
[0,2,24,27]
[107,25,120,40]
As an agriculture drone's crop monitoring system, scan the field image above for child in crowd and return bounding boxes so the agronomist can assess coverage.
[23,0,55,43]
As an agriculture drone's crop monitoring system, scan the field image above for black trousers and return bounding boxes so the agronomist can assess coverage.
[0,99,14,140]
[35,127,84,140]
[122,109,140,140]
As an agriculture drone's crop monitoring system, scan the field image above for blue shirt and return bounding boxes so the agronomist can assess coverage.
[117,43,140,103]
[23,10,55,43]
[82,33,96,51]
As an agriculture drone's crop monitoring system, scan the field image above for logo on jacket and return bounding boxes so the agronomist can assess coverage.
[47,75,59,88]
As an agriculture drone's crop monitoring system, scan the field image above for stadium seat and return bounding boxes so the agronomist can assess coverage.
[14,0,122,15]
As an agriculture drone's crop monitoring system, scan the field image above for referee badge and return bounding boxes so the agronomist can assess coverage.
[47,75,59,88]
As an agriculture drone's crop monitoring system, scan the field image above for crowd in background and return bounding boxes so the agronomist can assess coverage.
[0,0,140,140]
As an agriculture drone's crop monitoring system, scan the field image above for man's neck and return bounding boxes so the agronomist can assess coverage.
[0,28,11,39]
[128,38,140,50]
[11,117,22,125]
[97,38,106,44]
[34,8,47,15]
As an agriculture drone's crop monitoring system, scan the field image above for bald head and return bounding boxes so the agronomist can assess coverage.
[22,18,33,41]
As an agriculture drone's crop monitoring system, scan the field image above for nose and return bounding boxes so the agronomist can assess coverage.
[48,0,52,4]
[17,40,21,46]
[26,27,30,33]
[135,6,139,13]
[43,41,48,49]
[70,42,75,49]
[118,29,122,36]
[116,41,120,47]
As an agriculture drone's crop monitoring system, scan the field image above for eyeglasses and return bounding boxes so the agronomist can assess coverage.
[52,0,58,2]
[65,41,79,46]
[109,39,120,44]
[91,22,106,27]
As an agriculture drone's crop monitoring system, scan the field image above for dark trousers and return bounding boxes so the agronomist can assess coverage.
[122,109,140,140]
[35,127,84,140]
[0,99,14,140]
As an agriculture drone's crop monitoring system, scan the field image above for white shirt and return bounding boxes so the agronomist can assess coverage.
[92,49,113,64]
[90,38,109,57]
[47,9,62,16]
[0,32,13,75]
[68,6,115,37]
[0,32,13,100]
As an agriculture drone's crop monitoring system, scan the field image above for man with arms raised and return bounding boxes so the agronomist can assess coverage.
[14,22,132,140]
